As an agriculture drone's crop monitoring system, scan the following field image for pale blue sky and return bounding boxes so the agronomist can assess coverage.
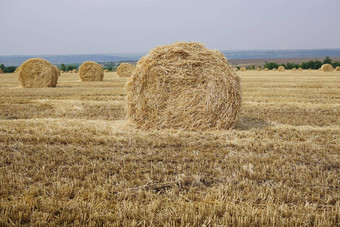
[0,0,339,55]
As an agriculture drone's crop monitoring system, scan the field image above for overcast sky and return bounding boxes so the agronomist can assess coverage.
[0,0,339,55]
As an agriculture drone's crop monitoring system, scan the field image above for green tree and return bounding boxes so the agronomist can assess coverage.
[0,64,4,71]
[60,64,66,71]
[263,62,279,69]
[323,56,332,64]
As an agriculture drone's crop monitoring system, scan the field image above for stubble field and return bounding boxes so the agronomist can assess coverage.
[0,71,339,226]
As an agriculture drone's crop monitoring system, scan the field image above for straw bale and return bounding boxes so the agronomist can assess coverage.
[126,42,242,130]
[264,68,269,71]
[117,63,134,77]
[0,68,2,73]
[50,65,60,87]
[256,68,261,71]
[17,58,57,88]
[240,67,246,71]
[308,68,312,71]
[72,69,77,73]
[292,68,297,71]
[278,66,285,71]
[321,64,334,72]
[104,69,109,73]
[298,67,303,71]
[335,66,340,71]
[272,68,277,71]
[79,61,104,81]
[14,66,21,74]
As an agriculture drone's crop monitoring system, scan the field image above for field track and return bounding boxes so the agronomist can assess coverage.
[1,71,339,226]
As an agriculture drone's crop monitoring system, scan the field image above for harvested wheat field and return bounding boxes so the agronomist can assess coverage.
[0,70,339,226]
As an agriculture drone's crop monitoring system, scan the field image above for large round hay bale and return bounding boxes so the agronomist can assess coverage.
[321,64,334,72]
[292,68,297,71]
[78,61,104,81]
[256,68,261,71]
[117,63,134,77]
[335,66,340,71]
[278,66,285,71]
[240,67,246,71]
[264,68,269,71]
[126,42,242,130]
[298,67,303,72]
[17,58,57,88]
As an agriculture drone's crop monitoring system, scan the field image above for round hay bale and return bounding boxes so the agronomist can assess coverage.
[61,71,64,73]
[298,67,303,72]
[104,69,109,73]
[126,42,242,130]
[14,66,21,74]
[292,68,297,71]
[278,66,285,71]
[79,61,104,81]
[308,68,312,71]
[68,70,72,73]
[72,69,78,73]
[0,68,2,74]
[335,66,340,71]
[51,65,60,87]
[240,67,246,71]
[264,68,269,71]
[272,68,277,71]
[256,68,261,71]
[117,63,134,77]
[321,64,334,72]
[17,58,57,88]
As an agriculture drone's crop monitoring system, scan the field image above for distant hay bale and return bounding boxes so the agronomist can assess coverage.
[117,63,134,77]
[61,71,64,73]
[321,64,334,72]
[126,41,242,130]
[308,68,312,71]
[256,68,261,71]
[68,70,72,73]
[240,67,246,71]
[272,68,277,71]
[292,68,297,71]
[0,68,2,73]
[264,68,269,71]
[104,69,109,73]
[17,58,57,88]
[72,69,77,73]
[335,66,340,71]
[298,67,303,71]
[278,66,285,71]
[79,61,104,81]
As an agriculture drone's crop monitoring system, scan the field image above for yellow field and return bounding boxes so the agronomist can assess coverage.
[0,71,339,226]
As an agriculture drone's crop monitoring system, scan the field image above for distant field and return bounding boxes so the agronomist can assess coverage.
[0,71,339,226]
[229,57,340,68]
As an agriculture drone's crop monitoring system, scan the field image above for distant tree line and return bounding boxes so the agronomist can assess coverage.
[59,64,79,71]
[0,64,17,73]
[263,57,340,70]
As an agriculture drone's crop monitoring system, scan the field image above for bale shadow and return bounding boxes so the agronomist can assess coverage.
[235,116,272,130]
